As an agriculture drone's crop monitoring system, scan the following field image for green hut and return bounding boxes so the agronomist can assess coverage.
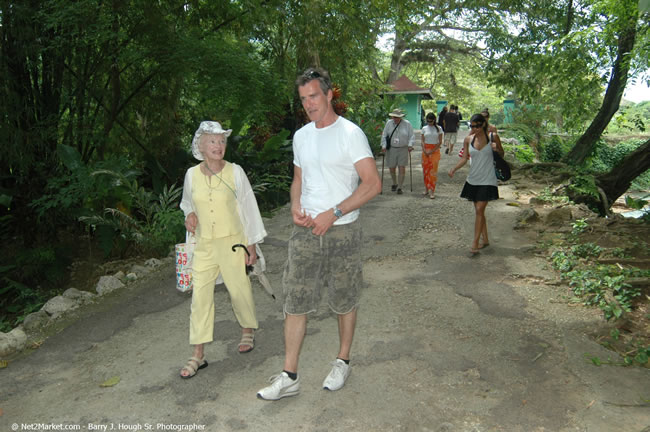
[384,75,434,129]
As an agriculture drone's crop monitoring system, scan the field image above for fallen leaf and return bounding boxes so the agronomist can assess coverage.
[0,361,8,369]
[100,376,121,387]
[0,407,4,416]
[587,400,595,408]
[506,202,521,207]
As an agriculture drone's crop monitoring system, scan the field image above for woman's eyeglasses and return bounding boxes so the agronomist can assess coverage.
[470,123,482,129]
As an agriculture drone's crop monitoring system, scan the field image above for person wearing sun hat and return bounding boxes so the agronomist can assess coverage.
[381,108,414,194]
[178,121,267,379]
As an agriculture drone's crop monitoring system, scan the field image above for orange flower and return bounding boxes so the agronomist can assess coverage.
[334,101,348,115]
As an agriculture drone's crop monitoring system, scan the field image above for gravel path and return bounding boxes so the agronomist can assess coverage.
[2,130,649,432]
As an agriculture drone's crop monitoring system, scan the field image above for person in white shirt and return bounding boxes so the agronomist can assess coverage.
[257,67,381,401]
[421,112,443,199]
[381,109,414,194]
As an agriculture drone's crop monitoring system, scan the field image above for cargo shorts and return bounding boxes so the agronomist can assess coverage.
[283,220,363,316]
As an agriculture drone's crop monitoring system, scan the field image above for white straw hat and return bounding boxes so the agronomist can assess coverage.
[191,121,233,160]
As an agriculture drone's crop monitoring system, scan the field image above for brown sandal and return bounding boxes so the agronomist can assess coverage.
[238,332,255,354]
[180,356,208,379]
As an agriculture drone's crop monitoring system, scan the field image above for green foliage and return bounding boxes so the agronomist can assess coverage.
[590,139,645,173]
[610,247,630,258]
[226,128,293,214]
[625,194,649,210]
[570,242,602,258]
[29,146,139,227]
[501,104,562,160]
[552,247,644,322]
[541,135,574,163]
[551,249,578,273]
[347,93,401,155]
[0,245,68,331]
[547,214,649,366]
[502,141,535,164]
[629,345,649,366]
[79,171,184,257]
[571,218,590,237]
[587,138,650,190]
[625,195,650,222]
[567,175,600,210]
[536,187,570,205]
[606,101,649,133]
[404,56,505,121]
[486,0,646,134]
[624,193,650,220]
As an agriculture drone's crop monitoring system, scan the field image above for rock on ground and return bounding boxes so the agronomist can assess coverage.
[95,275,126,296]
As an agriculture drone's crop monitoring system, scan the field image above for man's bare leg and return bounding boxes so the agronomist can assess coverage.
[321,309,357,391]
[389,167,397,188]
[397,166,406,190]
[283,313,307,373]
[336,309,357,361]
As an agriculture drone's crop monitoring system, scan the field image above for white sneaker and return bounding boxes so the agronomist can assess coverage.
[257,372,300,400]
[322,359,350,391]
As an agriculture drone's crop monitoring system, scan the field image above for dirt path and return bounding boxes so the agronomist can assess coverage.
[2,131,649,432]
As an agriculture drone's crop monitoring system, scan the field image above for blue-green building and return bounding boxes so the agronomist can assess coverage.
[384,75,434,129]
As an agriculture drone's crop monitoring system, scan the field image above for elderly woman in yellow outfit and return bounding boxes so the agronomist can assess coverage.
[179,121,267,379]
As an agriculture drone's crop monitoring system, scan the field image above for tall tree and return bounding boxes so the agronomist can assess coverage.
[485,0,606,130]
[248,0,383,129]
[487,0,649,142]
[375,0,517,85]
[564,0,645,164]
[0,0,283,243]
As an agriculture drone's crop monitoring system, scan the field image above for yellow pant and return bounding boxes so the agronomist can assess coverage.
[190,233,258,345]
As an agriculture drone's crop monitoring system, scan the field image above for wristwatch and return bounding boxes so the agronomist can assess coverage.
[333,206,343,218]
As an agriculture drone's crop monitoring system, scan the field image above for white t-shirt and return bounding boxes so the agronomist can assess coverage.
[422,125,442,145]
[293,116,373,225]
[381,118,415,149]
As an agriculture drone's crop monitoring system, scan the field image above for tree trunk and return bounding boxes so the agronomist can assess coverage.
[98,0,123,160]
[387,30,408,84]
[564,0,574,35]
[563,22,637,165]
[596,138,650,210]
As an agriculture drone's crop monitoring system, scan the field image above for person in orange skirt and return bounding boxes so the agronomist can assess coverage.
[421,112,443,199]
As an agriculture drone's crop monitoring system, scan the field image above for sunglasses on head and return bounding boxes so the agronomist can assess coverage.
[303,69,331,89]
[304,70,321,79]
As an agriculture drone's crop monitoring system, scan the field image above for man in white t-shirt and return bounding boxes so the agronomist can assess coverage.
[257,67,381,401]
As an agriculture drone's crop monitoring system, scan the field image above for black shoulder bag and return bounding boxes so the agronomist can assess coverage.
[385,121,400,150]
[491,133,511,181]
